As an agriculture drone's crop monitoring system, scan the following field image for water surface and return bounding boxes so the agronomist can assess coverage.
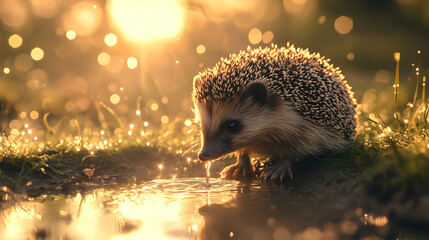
[0,178,403,240]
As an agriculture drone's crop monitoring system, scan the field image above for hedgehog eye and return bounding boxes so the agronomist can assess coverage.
[225,120,241,133]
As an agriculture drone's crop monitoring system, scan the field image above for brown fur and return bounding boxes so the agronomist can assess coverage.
[194,95,347,162]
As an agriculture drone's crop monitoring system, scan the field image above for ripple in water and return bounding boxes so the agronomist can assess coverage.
[137,177,240,194]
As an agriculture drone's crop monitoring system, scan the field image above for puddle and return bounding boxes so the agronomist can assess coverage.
[0,178,420,240]
[0,178,251,240]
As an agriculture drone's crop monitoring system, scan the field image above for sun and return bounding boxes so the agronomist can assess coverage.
[106,0,186,42]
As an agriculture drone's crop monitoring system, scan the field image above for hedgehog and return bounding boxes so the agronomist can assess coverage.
[192,44,357,181]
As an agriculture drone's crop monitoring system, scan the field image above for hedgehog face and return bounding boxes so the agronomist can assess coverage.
[195,82,276,161]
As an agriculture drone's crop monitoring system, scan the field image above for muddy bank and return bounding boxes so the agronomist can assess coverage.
[0,146,234,197]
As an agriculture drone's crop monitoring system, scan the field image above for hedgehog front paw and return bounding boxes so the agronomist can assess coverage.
[261,160,293,181]
[220,163,255,180]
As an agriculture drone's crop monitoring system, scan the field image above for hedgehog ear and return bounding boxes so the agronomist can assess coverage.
[241,82,267,105]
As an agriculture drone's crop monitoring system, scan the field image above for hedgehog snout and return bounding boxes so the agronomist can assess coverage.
[198,143,217,161]
[198,137,233,161]
[198,150,210,161]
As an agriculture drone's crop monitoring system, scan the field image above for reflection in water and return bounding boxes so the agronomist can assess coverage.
[0,179,396,240]
[362,213,389,227]
[0,178,243,240]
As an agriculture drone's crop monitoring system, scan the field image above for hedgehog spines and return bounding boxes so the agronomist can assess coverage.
[192,45,357,139]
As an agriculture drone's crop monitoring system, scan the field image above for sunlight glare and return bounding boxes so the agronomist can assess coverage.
[106,0,186,42]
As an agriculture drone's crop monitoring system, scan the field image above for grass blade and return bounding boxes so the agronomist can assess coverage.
[99,101,125,131]
[43,113,55,136]
[393,52,400,127]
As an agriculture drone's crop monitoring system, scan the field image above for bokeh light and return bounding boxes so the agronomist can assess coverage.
[63,1,103,36]
[66,30,76,40]
[3,67,10,74]
[374,69,392,83]
[110,94,120,104]
[9,119,22,130]
[283,0,317,18]
[248,27,262,44]
[196,45,206,54]
[27,69,48,89]
[8,34,23,48]
[0,0,28,28]
[161,115,169,124]
[65,102,75,112]
[262,31,274,44]
[127,57,138,69]
[77,98,89,111]
[97,52,111,66]
[29,111,39,120]
[334,16,353,34]
[151,103,159,111]
[31,48,44,61]
[161,97,168,104]
[184,119,192,127]
[347,52,355,61]
[30,0,59,18]
[14,54,33,72]
[104,33,118,47]
[106,0,186,42]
